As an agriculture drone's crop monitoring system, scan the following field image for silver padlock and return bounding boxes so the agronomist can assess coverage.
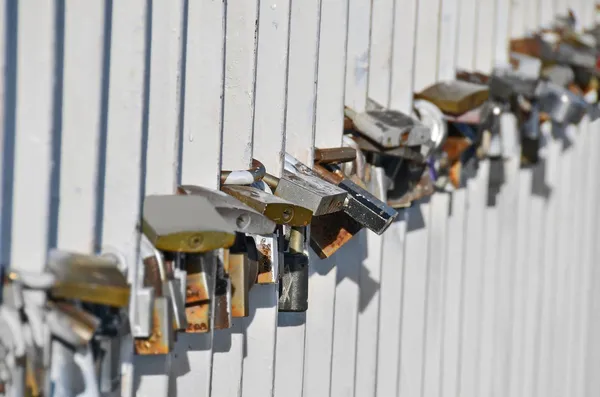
[536,80,588,125]
[343,107,432,148]
[262,154,348,216]
[178,185,276,235]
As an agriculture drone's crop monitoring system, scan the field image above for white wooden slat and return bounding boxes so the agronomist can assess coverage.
[494,0,511,66]
[455,0,478,71]
[0,0,8,267]
[330,1,371,395]
[134,0,184,394]
[375,0,418,394]
[241,1,291,395]
[474,0,497,72]
[550,130,576,397]
[400,0,441,394]
[376,213,407,397]
[458,161,490,397]
[172,0,225,395]
[535,128,562,397]
[210,1,258,395]
[273,0,320,395]
[538,0,555,26]
[440,189,467,397]
[57,0,103,253]
[353,0,391,395]
[524,0,539,32]
[302,1,348,395]
[367,0,394,106]
[389,0,418,112]
[422,193,449,397]
[493,115,521,397]
[510,0,526,38]
[11,0,55,273]
[437,0,460,81]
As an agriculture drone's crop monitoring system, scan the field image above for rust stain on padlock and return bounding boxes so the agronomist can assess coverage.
[442,137,472,163]
[185,304,209,333]
[310,212,363,259]
[134,308,170,355]
[388,172,434,208]
[256,241,275,284]
[227,251,250,318]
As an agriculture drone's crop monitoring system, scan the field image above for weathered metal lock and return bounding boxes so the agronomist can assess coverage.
[261,154,347,217]
[414,80,489,116]
[278,227,309,312]
[213,252,231,330]
[221,185,313,226]
[222,234,259,318]
[314,147,357,165]
[488,67,541,101]
[536,80,588,125]
[343,106,432,149]
[312,163,398,234]
[46,250,130,309]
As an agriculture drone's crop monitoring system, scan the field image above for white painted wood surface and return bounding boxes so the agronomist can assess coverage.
[1,1,600,397]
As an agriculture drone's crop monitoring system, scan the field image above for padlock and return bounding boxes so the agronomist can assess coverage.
[221,185,313,226]
[414,80,489,116]
[178,185,276,235]
[46,302,100,349]
[536,80,588,125]
[142,195,236,253]
[278,227,309,312]
[261,154,347,216]
[456,70,489,85]
[252,228,283,284]
[309,212,363,259]
[224,235,253,318]
[312,163,398,234]
[183,253,215,333]
[346,132,426,162]
[314,147,357,164]
[343,107,432,149]
[487,157,505,206]
[387,160,434,208]
[542,64,575,87]
[220,159,266,186]
[488,67,540,101]
[46,250,130,308]
[213,251,232,330]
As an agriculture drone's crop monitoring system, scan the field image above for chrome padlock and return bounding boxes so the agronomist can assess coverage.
[343,106,432,149]
[46,249,130,309]
[536,80,588,125]
[278,227,309,312]
[488,67,541,101]
[222,185,313,227]
[312,163,398,234]
[262,154,347,216]
[178,185,276,235]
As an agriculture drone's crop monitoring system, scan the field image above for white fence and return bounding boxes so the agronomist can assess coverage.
[1,0,600,396]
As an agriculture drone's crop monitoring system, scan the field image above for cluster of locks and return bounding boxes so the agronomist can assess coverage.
[1,11,600,397]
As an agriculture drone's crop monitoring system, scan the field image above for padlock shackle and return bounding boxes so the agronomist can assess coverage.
[262,173,280,191]
[220,159,266,185]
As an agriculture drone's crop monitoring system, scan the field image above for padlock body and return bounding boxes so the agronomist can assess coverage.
[278,252,309,312]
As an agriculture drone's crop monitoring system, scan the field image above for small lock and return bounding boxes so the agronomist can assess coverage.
[487,157,505,206]
[224,235,255,318]
[414,80,489,116]
[252,229,283,285]
[536,80,588,125]
[133,296,173,355]
[387,161,434,208]
[46,250,130,309]
[183,253,214,333]
[312,163,398,235]
[213,251,232,330]
[343,107,432,149]
[178,185,276,235]
[221,185,313,226]
[46,302,100,349]
[488,67,540,101]
[142,195,236,253]
[278,227,309,313]
[314,147,357,165]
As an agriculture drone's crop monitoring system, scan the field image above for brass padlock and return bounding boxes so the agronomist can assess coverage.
[183,253,215,333]
[142,195,236,253]
[46,250,130,308]
[314,147,357,165]
[223,234,260,318]
[414,80,489,115]
[178,185,276,235]
[221,185,313,226]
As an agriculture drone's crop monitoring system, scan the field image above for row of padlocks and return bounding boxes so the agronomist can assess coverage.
[1,1,600,397]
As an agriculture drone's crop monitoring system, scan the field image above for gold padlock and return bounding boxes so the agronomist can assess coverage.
[222,185,313,226]
[142,195,236,253]
[184,254,213,333]
[414,81,489,115]
[47,250,130,308]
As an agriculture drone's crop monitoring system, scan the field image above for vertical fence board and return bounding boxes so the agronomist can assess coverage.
[0,0,7,268]
[376,0,418,393]
[210,1,258,395]
[135,0,183,394]
[240,1,291,396]
[173,0,225,395]
[367,0,394,106]
[302,0,348,395]
[272,1,320,397]
[330,0,370,395]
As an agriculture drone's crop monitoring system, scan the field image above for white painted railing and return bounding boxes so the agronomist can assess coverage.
[1,0,599,396]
